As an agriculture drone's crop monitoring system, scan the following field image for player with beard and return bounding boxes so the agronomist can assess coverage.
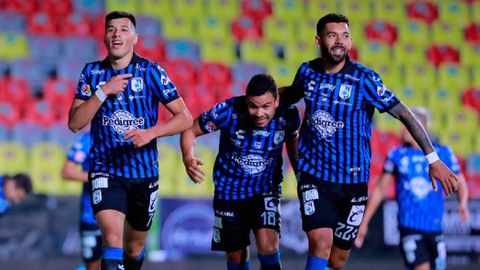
[280,13,459,270]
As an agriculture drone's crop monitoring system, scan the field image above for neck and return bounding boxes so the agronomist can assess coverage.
[321,58,346,74]
[109,51,134,70]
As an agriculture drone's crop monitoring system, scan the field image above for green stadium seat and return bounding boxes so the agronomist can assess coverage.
[106,0,138,14]
[198,16,229,41]
[281,169,297,199]
[266,60,298,87]
[372,0,406,22]
[207,0,241,21]
[339,0,372,24]
[431,21,463,47]
[357,42,392,67]
[395,85,428,109]
[172,0,207,19]
[0,32,29,61]
[474,1,480,23]
[138,0,172,19]
[199,37,237,65]
[440,129,476,158]
[157,142,180,197]
[426,87,463,112]
[392,41,426,65]
[0,142,28,176]
[263,16,296,44]
[306,0,341,21]
[271,0,305,20]
[404,63,437,90]
[240,40,278,65]
[397,20,430,46]
[295,18,320,44]
[437,64,470,94]
[437,0,469,26]
[460,44,480,67]
[368,62,403,91]
[445,107,479,134]
[282,39,318,64]
[162,16,196,40]
[473,64,480,88]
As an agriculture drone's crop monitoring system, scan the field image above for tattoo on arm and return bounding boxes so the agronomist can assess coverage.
[388,103,435,154]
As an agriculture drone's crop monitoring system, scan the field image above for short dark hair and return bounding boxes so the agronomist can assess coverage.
[11,174,33,194]
[105,11,136,29]
[245,73,278,98]
[316,13,349,36]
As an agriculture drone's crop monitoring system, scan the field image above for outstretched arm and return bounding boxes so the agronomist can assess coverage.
[61,160,88,182]
[355,172,393,248]
[388,103,458,195]
[180,118,206,183]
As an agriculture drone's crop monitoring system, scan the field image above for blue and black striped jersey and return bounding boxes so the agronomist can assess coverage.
[384,144,460,233]
[284,56,400,184]
[198,96,301,200]
[66,133,97,225]
[74,54,180,179]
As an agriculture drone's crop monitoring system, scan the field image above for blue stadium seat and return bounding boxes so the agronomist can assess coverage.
[46,122,80,150]
[28,35,63,63]
[0,11,26,32]
[136,15,162,38]
[165,39,200,61]
[10,59,52,95]
[72,0,105,16]
[11,122,48,149]
[0,123,10,142]
[62,37,99,63]
[56,57,86,81]
[231,62,267,84]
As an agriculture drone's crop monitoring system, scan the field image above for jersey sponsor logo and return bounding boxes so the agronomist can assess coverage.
[304,201,315,216]
[81,84,92,96]
[131,77,144,92]
[215,210,234,217]
[160,72,171,86]
[92,190,102,205]
[344,74,360,82]
[309,110,344,138]
[90,69,104,75]
[264,197,278,212]
[339,84,352,99]
[346,205,365,226]
[253,130,270,137]
[205,121,216,132]
[232,154,273,175]
[254,142,262,149]
[273,131,285,144]
[377,84,387,96]
[308,80,316,91]
[409,176,432,199]
[92,177,108,190]
[351,196,368,203]
[235,129,245,140]
[302,189,319,202]
[320,83,335,91]
[102,110,145,135]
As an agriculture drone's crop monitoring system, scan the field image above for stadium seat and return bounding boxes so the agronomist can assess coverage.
[374,113,401,133]
[473,1,480,23]
[465,22,480,44]
[364,20,398,46]
[240,40,277,65]
[135,35,165,63]
[58,13,92,37]
[11,122,47,149]
[10,59,53,95]
[369,62,402,91]
[162,16,195,40]
[0,142,28,175]
[23,99,58,127]
[437,0,469,26]
[231,15,263,41]
[175,144,214,198]
[241,0,272,21]
[406,1,439,24]
[62,36,99,63]
[462,87,480,115]
[171,0,206,19]
[281,168,297,199]
[0,32,29,61]
[392,41,426,65]
[445,107,479,134]
[230,81,248,96]
[136,15,162,38]
[0,101,20,128]
[339,0,371,24]
[207,0,241,20]
[72,0,105,16]
[293,18,318,45]
[30,142,69,195]
[431,21,463,47]
[0,10,26,32]
[440,129,475,157]
[263,16,296,44]
[426,44,460,67]
[0,75,31,113]
[271,0,305,20]
[55,57,86,82]
[0,122,8,141]
[437,64,470,93]
[157,142,180,196]
[27,11,58,35]
[466,153,480,175]
[404,63,437,90]
[46,122,80,150]
[160,59,197,86]
[231,62,267,84]
[138,0,172,20]
[197,15,229,42]
[194,82,220,112]
[198,62,232,86]
[199,36,237,65]
[105,0,137,14]
[357,42,392,68]
[40,0,73,17]
[266,60,298,87]
[466,173,480,199]
[42,77,76,120]
[394,85,427,109]
[2,0,37,16]
[473,64,480,88]
[426,87,462,112]
[283,39,318,64]
[28,35,63,63]
[306,0,341,21]
[372,0,406,22]
[397,20,431,46]
[165,39,200,62]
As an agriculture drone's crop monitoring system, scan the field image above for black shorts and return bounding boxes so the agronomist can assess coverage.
[79,223,102,262]
[211,193,281,252]
[399,227,446,270]
[297,172,368,250]
[88,171,159,231]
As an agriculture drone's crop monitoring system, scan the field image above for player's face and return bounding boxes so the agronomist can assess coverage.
[104,18,138,60]
[4,181,27,204]
[316,22,352,65]
[246,91,279,127]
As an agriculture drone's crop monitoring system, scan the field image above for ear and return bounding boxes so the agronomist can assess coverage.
[133,33,139,46]
[315,35,321,48]
[274,95,280,108]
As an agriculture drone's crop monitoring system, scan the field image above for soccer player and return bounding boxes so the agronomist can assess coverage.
[0,173,32,216]
[62,132,101,270]
[181,73,301,270]
[355,107,469,270]
[67,11,192,270]
[280,13,460,270]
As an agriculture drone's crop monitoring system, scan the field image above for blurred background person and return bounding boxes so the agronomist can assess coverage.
[0,174,32,216]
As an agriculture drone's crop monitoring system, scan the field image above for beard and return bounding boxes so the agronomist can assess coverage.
[320,43,348,65]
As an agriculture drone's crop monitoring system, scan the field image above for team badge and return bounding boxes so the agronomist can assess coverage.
[93,190,102,205]
[339,84,352,99]
[304,201,315,216]
[273,131,285,144]
[131,77,144,92]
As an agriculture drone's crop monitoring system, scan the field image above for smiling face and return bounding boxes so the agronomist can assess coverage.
[316,22,352,65]
[104,17,138,60]
[246,91,279,128]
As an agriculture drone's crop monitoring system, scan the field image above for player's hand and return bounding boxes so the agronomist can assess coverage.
[457,204,469,223]
[428,161,459,196]
[354,224,368,248]
[124,128,154,148]
[102,74,132,95]
[183,157,205,183]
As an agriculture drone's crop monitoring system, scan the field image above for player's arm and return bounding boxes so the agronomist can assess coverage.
[180,118,207,183]
[285,135,299,174]
[456,173,469,222]
[387,103,458,195]
[68,74,132,132]
[61,160,88,182]
[354,172,394,248]
[124,97,193,148]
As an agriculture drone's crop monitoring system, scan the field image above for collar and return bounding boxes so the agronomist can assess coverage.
[100,52,140,69]
[309,55,355,74]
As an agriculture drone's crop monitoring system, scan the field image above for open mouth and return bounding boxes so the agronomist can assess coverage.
[112,40,123,49]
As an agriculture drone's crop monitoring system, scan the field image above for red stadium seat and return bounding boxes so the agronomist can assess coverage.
[465,22,480,44]
[466,173,480,199]
[0,101,21,127]
[198,62,232,86]
[0,75,31,116]
[406,1,439,24]
[160,59,197,86]
[231,15,263,41]
[27,11,58,35]
[39,0,73,17]
[3,0,37,17]
[58,13,92,37]
[241,0,272,21]
[135,36,165,63]
[23,99,57,127]
[349,46,359,61]
[365,20,398,47]
[426,44,460,67]
[462,87,480,114]
[42,77,75,120]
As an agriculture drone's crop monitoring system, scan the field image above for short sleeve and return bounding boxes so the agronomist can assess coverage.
[74,65,92,101]
[198,99,233,134]
[146,63,180,104]
[362,71,400,113]
[383,149,398,174]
